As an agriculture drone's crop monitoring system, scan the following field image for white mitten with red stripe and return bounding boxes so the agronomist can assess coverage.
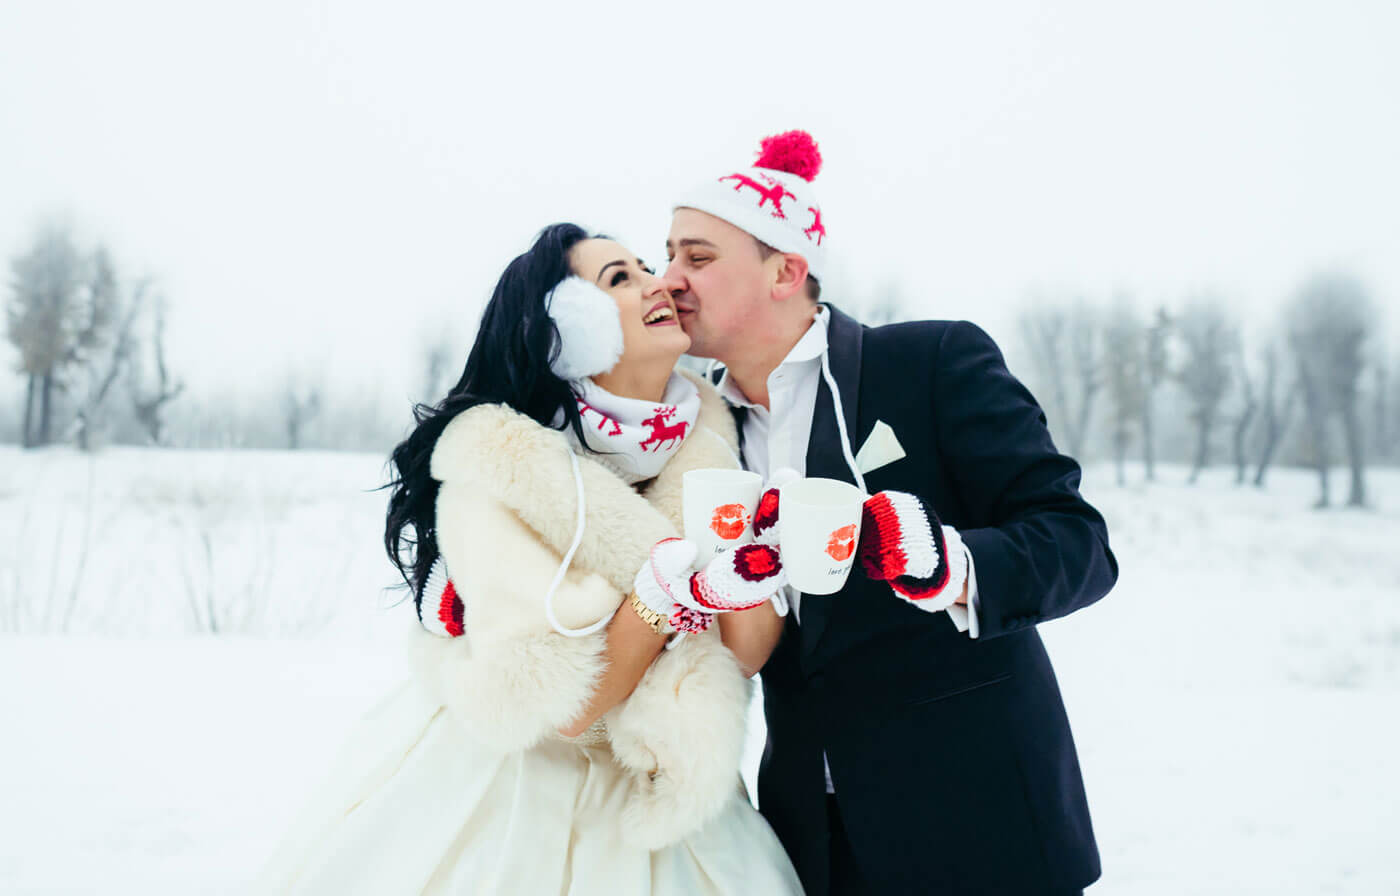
[633,538,714,634]
[857,490,968,611]
[678,542,788,614]
[420,555,466,637]
[633,536,788,631]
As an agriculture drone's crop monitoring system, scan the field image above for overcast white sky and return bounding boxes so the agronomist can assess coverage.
[2,0,1396,407]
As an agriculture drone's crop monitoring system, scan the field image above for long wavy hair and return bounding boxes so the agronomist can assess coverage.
[382,222,601,611]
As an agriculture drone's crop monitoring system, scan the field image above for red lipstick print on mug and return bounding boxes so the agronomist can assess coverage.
[710,503,751,540]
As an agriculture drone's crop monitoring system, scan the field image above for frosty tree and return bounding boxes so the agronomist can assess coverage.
[6,224,88,447]
[67,249,148,452]
[1174,301,1234,485]
[129,291,185,446]
[1286,272,1374,508]
[1018,300,1101,460]
[1102,299,1145,486]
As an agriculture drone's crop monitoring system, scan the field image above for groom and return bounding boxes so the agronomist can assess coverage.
[661,132,1118,895]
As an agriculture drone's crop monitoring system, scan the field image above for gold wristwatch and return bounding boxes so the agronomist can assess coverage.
[629,591,670,635]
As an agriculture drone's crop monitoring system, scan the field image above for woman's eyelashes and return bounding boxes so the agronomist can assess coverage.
[609,263,654,287]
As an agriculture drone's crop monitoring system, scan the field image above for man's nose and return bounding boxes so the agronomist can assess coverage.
[657,264,688,298]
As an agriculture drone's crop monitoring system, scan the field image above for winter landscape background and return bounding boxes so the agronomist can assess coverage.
[3,0,1398,893]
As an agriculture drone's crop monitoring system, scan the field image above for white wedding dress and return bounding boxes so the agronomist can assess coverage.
[252,657,804,895]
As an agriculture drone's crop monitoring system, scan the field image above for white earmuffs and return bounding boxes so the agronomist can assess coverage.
[544,276,624,382]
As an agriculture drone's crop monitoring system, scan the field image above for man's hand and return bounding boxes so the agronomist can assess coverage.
[753,466,800,548]
[857,490,968,612]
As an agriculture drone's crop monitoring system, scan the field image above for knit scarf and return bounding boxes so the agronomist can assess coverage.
[567,373,701,484]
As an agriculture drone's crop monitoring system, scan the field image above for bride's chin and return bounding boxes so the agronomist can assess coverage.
[652,328,691,358]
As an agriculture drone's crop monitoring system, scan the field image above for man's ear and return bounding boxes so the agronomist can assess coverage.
[770,252,811,302]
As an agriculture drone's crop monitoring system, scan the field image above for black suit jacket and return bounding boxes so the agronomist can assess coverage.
[734,305,1118,896]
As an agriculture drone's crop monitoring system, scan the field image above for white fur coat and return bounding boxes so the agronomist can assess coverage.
[408,368,752,849]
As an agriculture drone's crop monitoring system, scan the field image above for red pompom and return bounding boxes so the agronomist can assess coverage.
[754,130,822,182]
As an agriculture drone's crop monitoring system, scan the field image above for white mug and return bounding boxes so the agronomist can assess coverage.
[682,469,764,562]
[778,477,866,595]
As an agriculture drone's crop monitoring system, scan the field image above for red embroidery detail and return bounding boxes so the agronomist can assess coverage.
[732,544,781,582]
[825,524,857,562]
[670,605,712,633]
[710,503,751,540]
[804,206,826,245]
[752,488,780,539]
[718,172,797,219]
[576,396,622,436]
[639,406,688,452]
[438,579,464,637]
[689,570,721,609]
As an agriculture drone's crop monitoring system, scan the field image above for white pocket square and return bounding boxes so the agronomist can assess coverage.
[855,420,906,475]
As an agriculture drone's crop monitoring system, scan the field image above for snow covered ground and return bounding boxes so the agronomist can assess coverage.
[1,446,1397,894]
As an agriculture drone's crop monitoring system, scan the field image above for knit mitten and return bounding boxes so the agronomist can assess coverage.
[678,543,787,614]
[634,538,713,634]
[419,556,465,638]
[752,466,800,547]
[857,490,968,610]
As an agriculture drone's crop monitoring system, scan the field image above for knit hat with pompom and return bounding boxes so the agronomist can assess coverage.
[673,130,829,281]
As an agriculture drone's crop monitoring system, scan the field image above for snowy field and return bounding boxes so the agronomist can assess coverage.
[1,445,1398,894]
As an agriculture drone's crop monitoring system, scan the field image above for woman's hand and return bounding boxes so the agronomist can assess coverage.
[632,536,788,634]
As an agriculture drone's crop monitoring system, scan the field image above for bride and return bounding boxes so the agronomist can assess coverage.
[254,223,804,894]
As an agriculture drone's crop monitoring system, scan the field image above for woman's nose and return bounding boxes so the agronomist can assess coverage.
[641,271,667,298]
[643,268,682,298]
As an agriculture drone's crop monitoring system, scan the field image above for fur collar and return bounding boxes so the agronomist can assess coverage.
[429,367,740,594]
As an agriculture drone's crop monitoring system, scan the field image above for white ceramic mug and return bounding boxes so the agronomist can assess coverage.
[778,477,866,595]
[682,469,764,562]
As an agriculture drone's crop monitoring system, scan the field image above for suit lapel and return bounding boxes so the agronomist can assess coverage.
[799,304,864,658]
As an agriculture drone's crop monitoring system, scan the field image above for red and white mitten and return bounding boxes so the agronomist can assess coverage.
[633,538,714,634]
[679,543,788,614]
[419,556,465,638]
[752,466,800,548]
[857,490,968,611]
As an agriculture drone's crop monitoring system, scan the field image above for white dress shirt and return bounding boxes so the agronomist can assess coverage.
[713,307,982,792]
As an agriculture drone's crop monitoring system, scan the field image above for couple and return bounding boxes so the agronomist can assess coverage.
[257,131,1118,895]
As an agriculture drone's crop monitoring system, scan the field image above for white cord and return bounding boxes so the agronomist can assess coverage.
[544,445,617,637]
[820,347,868,496]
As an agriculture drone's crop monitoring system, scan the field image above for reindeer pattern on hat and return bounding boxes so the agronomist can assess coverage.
[718,172,797,219]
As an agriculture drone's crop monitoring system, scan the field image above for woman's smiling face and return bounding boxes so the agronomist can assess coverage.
[567,238,690,370]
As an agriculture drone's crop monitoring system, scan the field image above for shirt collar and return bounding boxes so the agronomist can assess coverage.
[716,306,829,409]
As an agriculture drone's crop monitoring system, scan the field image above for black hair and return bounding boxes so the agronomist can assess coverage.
[381,222,599,610]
